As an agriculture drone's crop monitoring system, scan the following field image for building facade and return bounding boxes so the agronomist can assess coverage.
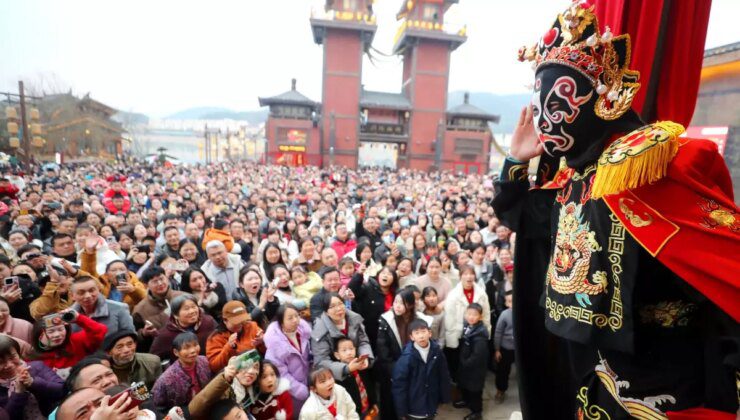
[259,0,499,172]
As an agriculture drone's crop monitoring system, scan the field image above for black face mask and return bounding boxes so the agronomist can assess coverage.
[532,65,643,169]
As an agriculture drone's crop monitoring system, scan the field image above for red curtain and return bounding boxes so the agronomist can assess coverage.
[593,0,712,126]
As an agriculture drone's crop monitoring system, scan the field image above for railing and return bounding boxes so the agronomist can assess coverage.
[393,20,467,46]
[360,122,407,136]
[311,7,377,25]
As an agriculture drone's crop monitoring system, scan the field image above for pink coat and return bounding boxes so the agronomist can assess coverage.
[263,319,312,411]
[1,316,33,344]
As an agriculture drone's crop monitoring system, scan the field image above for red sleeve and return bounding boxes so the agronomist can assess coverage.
[279,391,293,420]
[71,314,107,353]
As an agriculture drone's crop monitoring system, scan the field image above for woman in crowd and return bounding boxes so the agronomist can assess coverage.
[0,296,33,344]
[180,267,227,322]
[188,350,261,419]
[348,265,397,350]
[151,332,213,411]
[149,294,217,362]
[264,304,312,412]
[249,360,294,420]
[421,286,445,347]
[396,257,417,289]
[271,264,297,305]
[259,242,286,282]
[439,250,460,288]
[376,289,431,420]
[206,300,264,373]
[179,238,206,267]
[0,335,65,418]
[311,293,373,380]
[293,237,322,273]
[32,309,107,369]
[233,267,279,328]
[444,265,491,380]
[414,257,453,306]
[411,233,428,275]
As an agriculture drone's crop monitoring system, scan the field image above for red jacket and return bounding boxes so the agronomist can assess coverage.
[331,238,357,259]
[35,314,107,369]
[102,188,131,214]
[249,377,294,420]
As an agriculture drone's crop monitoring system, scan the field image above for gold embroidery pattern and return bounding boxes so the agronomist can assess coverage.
[698,198,740,232]
[595,358,673,420]
[546,214,624,331]
[639,301,697,328]
[508,163,529,181]
[598,122,684,166]
[547,203,607,300]
[577,386,611,420]
[618,198,652,227]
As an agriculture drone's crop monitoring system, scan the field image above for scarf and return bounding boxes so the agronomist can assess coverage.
[351,371,370,413]
[232,380,257,410]
[317,392,338,417]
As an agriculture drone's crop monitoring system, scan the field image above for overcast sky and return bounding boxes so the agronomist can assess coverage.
[1,0,738,118]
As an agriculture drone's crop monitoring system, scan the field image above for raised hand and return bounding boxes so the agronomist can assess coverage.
[509,104,544,162]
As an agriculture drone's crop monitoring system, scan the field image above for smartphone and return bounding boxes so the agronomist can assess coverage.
[108,382,149,412]
[106,236,117,244]
[134,244,150,253]
[358,354,369,361]
[175,261,189,271]
[116,273,127,284]
[3,276,19,289]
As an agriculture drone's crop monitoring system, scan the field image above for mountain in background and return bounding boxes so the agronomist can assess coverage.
[113,110,150,125]
[447,91,530,133]
[163,92,529,132]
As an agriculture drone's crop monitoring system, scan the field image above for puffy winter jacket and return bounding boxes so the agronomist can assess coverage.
[391,340,451,418]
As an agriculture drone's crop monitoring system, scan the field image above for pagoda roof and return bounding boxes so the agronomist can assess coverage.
[360,90,412,110]
[258,79,319,109]
[447,93,500,122]
[397,0,459,20]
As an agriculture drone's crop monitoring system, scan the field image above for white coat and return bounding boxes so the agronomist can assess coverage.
[443,282,491,349]
[298,384,360,420]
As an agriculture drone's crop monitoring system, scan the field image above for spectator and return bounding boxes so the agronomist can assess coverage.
[290,266,322,309]
[150,294,217,362]
[0,335,64,418]
[0,296,32,344]
[444,265,491,380]
[80,247,147,311]
[311,293,373,382]
[102,329,162,390]
[493,292,515,403]
[64,358,120,394]
[151,332,213,410]
[421,286,446,347]
[232,268,279,329]
[210,399,251,420]
[414,257,453,306]
[68,276,135,339]
[206,300,264,373]
[264,304,312,412]
[331,336,376,419]
[28,262,75,320]
[348,265,397,350]
[179,238,206,267]
[454,303,490,420]
[188,349,261,419]
[293,237,322,273]
[439,251,460,288]
[391,319,451,420]
[299,367,359,420]
[376,289,432,420]
[180,267,227,322]
[249,360,293,420]
[202,218,236,253]
[309,267,343,321]
[157,226,182,259]
[32,309,107,369]
[132,266,183,342]
[329,222,355,259]
[259,242,287,283]
[396,257,417,288]
[201,241,245,298]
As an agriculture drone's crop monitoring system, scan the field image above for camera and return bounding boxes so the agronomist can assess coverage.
[3,276,19,288]
[116,273,128,284]
[42,310,77,329]
[39,270,51,283]
[134,244,150,254]
[109,382,150,412]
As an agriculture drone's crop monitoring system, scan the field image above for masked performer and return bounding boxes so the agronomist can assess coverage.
[493,2,740,419]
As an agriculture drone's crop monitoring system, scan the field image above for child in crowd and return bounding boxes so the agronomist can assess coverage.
[391,319,451,420]
[249,360,294,420]
[332,336,377,418]
[494,292,515,403]
[339,257,357,288]
[454,303,490,420]
[299,367,359,420]
[421,286,445,347]
[291,265,323,313]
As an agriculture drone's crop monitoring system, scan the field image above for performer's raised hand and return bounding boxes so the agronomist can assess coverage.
[509,104,543,162]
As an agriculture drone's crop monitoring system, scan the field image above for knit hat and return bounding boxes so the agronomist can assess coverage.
[102,329,138,352]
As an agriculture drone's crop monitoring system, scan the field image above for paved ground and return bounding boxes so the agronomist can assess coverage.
[437,367,520,420]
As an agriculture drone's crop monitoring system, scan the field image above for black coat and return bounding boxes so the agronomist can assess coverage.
[457,322,490,391]
[391,340,451,418]
[348,274,391,350]
[376,312,404,380]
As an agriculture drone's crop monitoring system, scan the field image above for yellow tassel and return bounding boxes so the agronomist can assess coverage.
[592,121,685,199]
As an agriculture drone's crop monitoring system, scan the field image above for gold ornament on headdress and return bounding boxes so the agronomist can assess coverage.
[518,1,640,121]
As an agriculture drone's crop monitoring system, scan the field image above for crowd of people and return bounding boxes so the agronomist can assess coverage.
[0,161,517,420]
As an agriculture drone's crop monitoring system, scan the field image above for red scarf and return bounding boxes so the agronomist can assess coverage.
[352,371,370,413]
[384,292,393,311]
[463,287,474,304]
[327,401,337,417]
